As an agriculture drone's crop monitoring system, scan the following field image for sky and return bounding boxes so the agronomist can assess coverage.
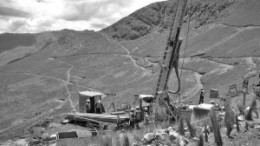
[0,0,165,33]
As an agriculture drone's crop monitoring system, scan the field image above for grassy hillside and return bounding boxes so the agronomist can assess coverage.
[222,0,260,26]
[0,33,36,53]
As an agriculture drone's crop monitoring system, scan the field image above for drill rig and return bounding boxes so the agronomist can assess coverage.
[65,0,189,127]
[153,0,188,120]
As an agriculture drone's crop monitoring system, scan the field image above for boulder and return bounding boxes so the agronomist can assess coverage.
[49,123,62,128]
[255,125,260,129]
[41,132,50,140]
[29,138,41,145]
[155,130,168,140]
[50,134,57,139]
[192,137,199,141]
[61,119,70,124]
[168,126,175,131]
[177,136,189,146]
[13,139,29,146]
[143,133,155,143]
[169,130,180,139]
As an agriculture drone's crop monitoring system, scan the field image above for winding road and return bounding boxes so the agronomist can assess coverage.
[118,43,146,71]
[101,33,147,71]
[183,72,203,99]
[52,58,76,110]
[177,67,204,101]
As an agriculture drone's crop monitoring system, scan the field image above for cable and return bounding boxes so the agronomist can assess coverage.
[168,0,191,96]
[168,38,182,94]
[169,0,192,97]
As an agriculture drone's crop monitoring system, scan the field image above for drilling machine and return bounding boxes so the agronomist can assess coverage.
[152,0,188,121]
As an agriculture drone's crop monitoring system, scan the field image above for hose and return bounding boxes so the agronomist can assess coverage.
[168,39,182,94]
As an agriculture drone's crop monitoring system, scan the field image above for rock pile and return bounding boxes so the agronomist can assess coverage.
[141,126,194,146]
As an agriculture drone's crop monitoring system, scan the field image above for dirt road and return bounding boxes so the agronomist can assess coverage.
[101,33,149,71]
[53,58,76,110]
[181,71,203,100]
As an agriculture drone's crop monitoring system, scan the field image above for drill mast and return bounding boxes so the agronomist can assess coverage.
[153,0,188,116]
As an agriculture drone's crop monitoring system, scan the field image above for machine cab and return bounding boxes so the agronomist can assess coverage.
[139,94,154,103]
[78,91,103,113]
[135,94,155,121]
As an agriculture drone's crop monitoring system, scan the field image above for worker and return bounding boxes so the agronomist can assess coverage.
[95,99,104,114]
[129,111,135,129]
[144,113,149,125]
[202,125,210,142]
[85,99,91,113]
[199,89,205,104]
[134,110,141,129]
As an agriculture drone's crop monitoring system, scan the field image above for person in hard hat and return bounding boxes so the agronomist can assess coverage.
[85,99,91,113]
[95,99,104,114]
[199,89,205,104]
[129,111,135,129]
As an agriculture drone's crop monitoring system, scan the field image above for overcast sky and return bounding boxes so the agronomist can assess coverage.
[0,0,165,33]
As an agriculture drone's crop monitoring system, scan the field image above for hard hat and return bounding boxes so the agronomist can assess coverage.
[86,99,90,102]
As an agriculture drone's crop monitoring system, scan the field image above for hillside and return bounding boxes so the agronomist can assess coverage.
[1,0,260,144]
[0,33,36,53]
[102,0,235,40]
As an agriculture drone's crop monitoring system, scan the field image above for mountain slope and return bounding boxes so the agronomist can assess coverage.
[0,33,36,53]
[222,0,260,26]
[102,0,235,40]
